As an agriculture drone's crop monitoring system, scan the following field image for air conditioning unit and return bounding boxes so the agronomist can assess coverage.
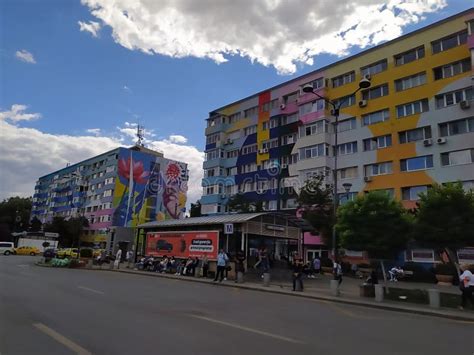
[423,138,433,146]
[364,176,372,182]
[460,100,471,109]
[281,164,288,169]
[280,104,286,110]
[437,137,447,144]
[359,100,368,108]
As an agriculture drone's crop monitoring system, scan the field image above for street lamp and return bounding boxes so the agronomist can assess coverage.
[302,77,371,258]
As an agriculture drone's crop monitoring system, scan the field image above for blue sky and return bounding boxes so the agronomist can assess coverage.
[0,0,472,203]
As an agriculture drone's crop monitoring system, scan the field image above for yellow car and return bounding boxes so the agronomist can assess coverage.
[56,248,79,259]
[93,249,105,257]
[15,246,41,256]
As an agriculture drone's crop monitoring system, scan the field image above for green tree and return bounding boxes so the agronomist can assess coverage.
[337,191,412,258]
[0,196,32,241]
[227,193,263,213]
[296,175,334,246]
[190,201,202,217]
[44,216,89,247]
[413,182,474,263]
[29,216,43,232]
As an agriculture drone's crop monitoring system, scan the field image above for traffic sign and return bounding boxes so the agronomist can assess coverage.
[224,223,234,234]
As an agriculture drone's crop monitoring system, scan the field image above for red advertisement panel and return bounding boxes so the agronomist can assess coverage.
[145,231,219,260]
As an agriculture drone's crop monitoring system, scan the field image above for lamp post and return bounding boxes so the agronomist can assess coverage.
[302,77,370,258]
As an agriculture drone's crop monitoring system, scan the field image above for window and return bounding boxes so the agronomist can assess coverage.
[227,130,240,140]
[364,162,393,176]
[261,102,271,112]
[242,144,258,155]
[303,77,325,90]
[337,117,356,132]
[439,117,474,137]
[261,139,278,149]
[395,72,426,91]
[362,109,389,125]
[227,150,239,158]
[399,126,432,143]
[336,142,357,155]
[372,188,395,198]
[435,87,473,109]
[205,149,223,161]
[338,192,358,205]
[339,166,358,179]
[400,155,433,171]
[106,166,115,173]
[228,112,242,123]
[300,120,329,137]
[244,106,258,117]
[441,149,474,166]
[263,159,279,170]
[244,125,257,135]
[204,185,216,195]
[269,118,279,129]
[206,133,220,145]
[361,59,388,77]
[363,134,392,151]
[281,113,298,125]
[434,58,471,80]
[281,133,297,145]
[283,92,298,104]
[410,249,435,263]
[270,99,279,110]
[262,121,268,131]
[103,189,113,197]
[396,99,429,118]
[299,99,325,116]
[402,185,428,200]
[332,71,355,88]
[395,46,425,66]
[432,30,468,54]
[281,198,297,210]
[333,94,355,108]
[362,84,389,100]
[300,143,329,159]
[226,167,238,176]
[281,155,297,165]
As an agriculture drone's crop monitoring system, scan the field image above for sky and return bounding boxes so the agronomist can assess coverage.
[0,0,472,206]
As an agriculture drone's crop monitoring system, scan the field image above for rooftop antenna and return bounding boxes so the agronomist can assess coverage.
[136,124,145,147]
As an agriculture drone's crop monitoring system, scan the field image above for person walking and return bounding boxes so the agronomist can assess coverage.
[292,259,304,291]
[125,249,134,268]
[312,257,321,278]
[459,264,474,310]
[214,249,228,282]
[114,248,122,269]
[333,260,343,295]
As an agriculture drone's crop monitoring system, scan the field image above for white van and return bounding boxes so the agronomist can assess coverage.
[0,242,15,255]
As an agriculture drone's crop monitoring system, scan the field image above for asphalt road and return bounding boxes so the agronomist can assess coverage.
[1,256,472,355]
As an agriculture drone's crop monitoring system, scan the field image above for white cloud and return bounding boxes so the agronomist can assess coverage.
[80,0,446,74]
[15,50,36,64]
[78,20,102,37]
[86,128,101,136]
[0,104,41,122]
[123,85,132,93]
[168,135,188,144]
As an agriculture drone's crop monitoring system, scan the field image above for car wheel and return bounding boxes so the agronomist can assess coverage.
[4,251,11,256]
[30,252,36,256]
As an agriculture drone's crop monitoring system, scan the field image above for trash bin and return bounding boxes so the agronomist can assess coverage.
[359,284,375,297]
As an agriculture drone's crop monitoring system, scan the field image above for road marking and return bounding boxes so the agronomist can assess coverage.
[77,286,104,295]
[189,315,305,344]
[33,323,91,355]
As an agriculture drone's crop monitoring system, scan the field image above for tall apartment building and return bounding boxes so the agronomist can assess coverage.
[201,8,474,216]
[31,145,189,249]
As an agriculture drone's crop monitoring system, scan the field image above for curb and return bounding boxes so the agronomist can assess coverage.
[102,268,474,323]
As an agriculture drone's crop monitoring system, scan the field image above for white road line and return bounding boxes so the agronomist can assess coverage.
[189,315,305,344]
[33,323,92,355]
[77,285,104,295]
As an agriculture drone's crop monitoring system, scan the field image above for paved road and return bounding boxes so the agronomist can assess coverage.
[1,256,472,355]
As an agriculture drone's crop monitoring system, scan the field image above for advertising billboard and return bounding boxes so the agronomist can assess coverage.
[145,231,219,260]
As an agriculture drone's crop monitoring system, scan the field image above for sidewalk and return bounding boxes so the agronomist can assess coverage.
[97,266,474,322]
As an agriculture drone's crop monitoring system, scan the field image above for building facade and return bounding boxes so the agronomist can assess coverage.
[201,9,474,217]
[31,145,189,249]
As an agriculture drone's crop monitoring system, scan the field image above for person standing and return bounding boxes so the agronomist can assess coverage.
[125,249,134,268]
[202,255,209,278]
[114,248,122,269]
[292,259,304,291]
[312,257,321,278]
[235,250,246,283]
[459,264,474,310]
[214,249,228,282]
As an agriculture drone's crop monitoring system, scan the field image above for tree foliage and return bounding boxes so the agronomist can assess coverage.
[337,191,412,258]
[0,196,32,241]
[43,216,89,247]
[227,193,263,213]
[413,183,474,251]
[190,201,202,217]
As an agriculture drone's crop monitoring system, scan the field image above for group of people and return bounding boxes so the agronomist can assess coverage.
[134,254,210,277]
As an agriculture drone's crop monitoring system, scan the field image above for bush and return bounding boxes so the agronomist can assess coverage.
[80,248,93,258]
[432,263,457,275]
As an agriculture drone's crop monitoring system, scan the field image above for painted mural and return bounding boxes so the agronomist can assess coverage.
[113,148,188,227]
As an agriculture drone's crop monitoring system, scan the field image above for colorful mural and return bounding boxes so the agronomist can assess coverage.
[113,148,188,227]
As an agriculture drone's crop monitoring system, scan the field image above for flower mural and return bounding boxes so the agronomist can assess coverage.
[118,157,149,184]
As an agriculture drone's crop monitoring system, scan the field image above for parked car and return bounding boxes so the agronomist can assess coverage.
[56,248,79,259]
[43,248,57,259]
[14,246,41,256]
[0,242,15,255]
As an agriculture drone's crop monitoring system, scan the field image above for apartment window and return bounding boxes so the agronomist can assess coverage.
[270,99,279,110]
[281,155,297,165]
[373,188,395,198]
[269,118,279,129]
[395,72,426,91]
[399,126,432,143]
[339,166,358,179]
[301,120,329,137]
[434,58,471,80]
[226,167,238,176]
[362,109,389,126]
[283,92,298,104]
[300,143,329,159]
[227,150,239,158]
[397,99,429,118]
[206,133,220,145]
[363,134,392,151]
[362,84,389,100]
[244,125,257,135]
[299,99,325,116]
[336,142,357,155]
[339,192,358,204]
[364,162,393,176]
[441,149,474,166]
[228,112,242,123]
[361,59,388,77]
[435,87,473,109]
[204,186,215,195]
[262,121,268,131]
[281,133,297,145]
[432,30,468,54]
[337,117,356,132]
[103,189,113,197]
[241,163,258,173]
[400,155,433,172]
[263,159,279,170]
[439,117,474,137]
[402,186,428,201]
[332,71,355,88]
[281,198,297,210]
[242,144,258,155]
[281,113,298,125]
[333,94,355,108]
[244,106,258,118]
[395,46,425,66]
[261,139,278,150]
[106,166,115,173]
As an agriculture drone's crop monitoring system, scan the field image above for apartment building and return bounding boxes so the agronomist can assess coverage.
[201,8,474,215]
[31,145,189,249]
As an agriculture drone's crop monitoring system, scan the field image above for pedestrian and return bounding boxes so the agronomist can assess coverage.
[312,257,321,278]
[292,259,304,291]
[365,270,379,285]
[459,264,474,310]
[224,251,231,281]
[114,248,122,269]
[214,249,228,282]
[202,255,209,278]
[333,260,343,295]
[389,266,403,282]
[125,249,134,268]
[260,247,270,278]
[235,250,246,282]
